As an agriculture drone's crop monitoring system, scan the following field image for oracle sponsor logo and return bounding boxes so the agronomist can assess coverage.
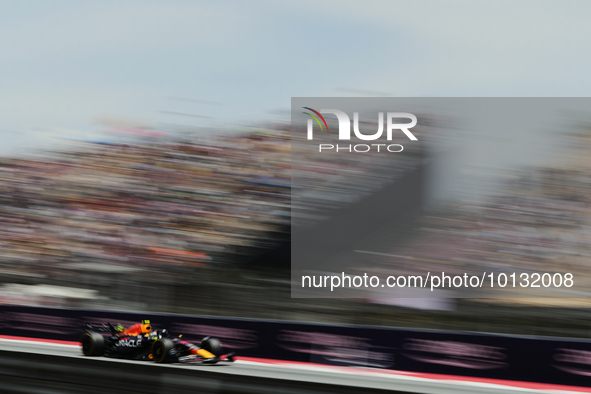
[552,348,591,376]
[402,338,507,370]
[116,337,144,348]
[277,330,393,368]
[171,323,257,350]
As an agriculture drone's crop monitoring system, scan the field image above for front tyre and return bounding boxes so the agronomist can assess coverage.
[200,336,222,357]
[151,338,175,363]
[80,332,105,356]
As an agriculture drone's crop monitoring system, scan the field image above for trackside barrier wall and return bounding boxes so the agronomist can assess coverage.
[0,305,590,387]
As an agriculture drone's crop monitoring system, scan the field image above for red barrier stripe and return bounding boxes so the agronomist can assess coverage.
[0,335,79,345]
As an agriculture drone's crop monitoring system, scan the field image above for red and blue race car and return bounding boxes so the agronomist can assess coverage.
[80,320,235,364]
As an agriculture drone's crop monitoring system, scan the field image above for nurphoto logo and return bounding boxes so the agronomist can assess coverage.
[302,107,418,153]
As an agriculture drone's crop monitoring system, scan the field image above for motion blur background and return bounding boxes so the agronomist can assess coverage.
[2,0,591,338]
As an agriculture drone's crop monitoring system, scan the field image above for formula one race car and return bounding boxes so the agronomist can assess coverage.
[80,320,235,364]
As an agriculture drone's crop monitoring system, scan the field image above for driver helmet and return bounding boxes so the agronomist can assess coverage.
[140,320,152,334]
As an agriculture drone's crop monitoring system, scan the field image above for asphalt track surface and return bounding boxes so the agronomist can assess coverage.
[0,336,589,394]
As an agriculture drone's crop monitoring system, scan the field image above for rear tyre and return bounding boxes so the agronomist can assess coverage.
[152,338,174,363]
[80,332,105,356]
[200,336,222,357]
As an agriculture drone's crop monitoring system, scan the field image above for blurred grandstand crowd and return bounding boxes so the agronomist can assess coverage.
[0,127,294,308]
[342,129,591,337]
[0,119,425,311]
[367,191,591,298]
[1,117,591,337]
[367,146,591,301]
